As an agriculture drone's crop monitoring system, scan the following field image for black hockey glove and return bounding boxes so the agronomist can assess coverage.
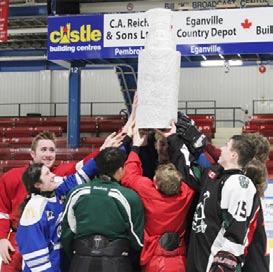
[176,112,207,152]
[176,111,195,126]
[209,251,238,272]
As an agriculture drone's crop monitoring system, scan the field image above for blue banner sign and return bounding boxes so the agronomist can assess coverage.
[48,15,103,60]
[48,7,273,60]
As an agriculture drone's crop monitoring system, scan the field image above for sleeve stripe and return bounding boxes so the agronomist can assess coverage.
[53,243,61,250]
[0,212,9,219]
[75,173,84,185]
[108,188,143,247]
[23,247,49,260]
[76,160,84,171]
[53,176,64,185]
[26,256,49,268]
[180,144,191,166]
[77,168,90,183]
[31,262,52,272]
[60,187,91,232]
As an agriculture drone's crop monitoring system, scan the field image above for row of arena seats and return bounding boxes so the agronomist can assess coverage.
[0,147,95,161]
[0,114,216,177]
[0,114,215,139]
[0,160,77,174]
[0,116,127,133]
[242,114,273,137]
[0,124,124,137]
[242,114,273,179]
[0,114,214,128]
[0,136,106,148]
[0,127,63,137]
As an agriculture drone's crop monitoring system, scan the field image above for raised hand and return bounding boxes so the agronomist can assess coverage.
[155,121,176,138]
[122,92,138,135]
[100,132,125,151]
[132,126,146,147]
[176,112,206,150]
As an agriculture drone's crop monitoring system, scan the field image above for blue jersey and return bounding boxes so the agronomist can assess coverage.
[16,159,97,272]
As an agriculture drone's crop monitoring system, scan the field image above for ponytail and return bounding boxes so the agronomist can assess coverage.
[244,158,267,198]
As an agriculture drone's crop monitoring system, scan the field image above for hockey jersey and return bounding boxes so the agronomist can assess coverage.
[186,167,257,272]
[16,159,97,272]
[0,149,99,240]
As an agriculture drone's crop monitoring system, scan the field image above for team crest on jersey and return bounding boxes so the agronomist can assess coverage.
[60,195,66,204]
[208,170,217,180]
[46,211,55,221]
[239,176,249,188]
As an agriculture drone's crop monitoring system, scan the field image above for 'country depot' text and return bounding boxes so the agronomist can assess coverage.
[177,27,236,39]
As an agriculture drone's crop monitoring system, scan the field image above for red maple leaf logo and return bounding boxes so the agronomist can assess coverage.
[208,170,217,180]
[241,19,252,29]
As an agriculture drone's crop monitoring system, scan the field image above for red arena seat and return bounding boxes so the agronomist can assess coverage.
[80,121,99,133]
[0,148,13,160]
[81,137,105,146]
[0,160,78,174]
[251,114,273,119]
[0,127,63,137]
[0,147,94,161]
[55,147,92,161]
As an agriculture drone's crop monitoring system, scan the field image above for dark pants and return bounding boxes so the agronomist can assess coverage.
[69,235,132,272]
[69,255,132,272]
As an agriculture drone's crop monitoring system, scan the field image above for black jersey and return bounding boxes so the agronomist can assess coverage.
[186,167,257,272]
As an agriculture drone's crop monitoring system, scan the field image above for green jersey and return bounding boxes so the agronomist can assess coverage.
[61,178,144,257]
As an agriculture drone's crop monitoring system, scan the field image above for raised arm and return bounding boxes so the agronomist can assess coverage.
[157,121,202,191]
[43,133,125,198]
[122,127,152,192]
[54,158,98,199]
[54,132,124,176]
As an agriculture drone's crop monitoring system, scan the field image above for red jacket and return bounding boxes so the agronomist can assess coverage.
[122,151,195,270]
[0,150,99,239]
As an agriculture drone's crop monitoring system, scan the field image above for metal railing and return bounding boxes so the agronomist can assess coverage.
[0,101,246,127]
[178,105,246,127]
[0,101,125,117]
[178,100,217,116]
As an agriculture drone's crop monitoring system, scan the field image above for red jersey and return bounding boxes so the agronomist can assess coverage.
[122,151,195,270]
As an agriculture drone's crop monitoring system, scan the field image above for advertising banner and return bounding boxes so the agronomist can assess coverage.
[48,7,273,60]
[48,15,103,60]
[164,0,271,10]
[0,0,9,43]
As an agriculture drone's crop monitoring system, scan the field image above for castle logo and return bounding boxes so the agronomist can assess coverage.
[50,23,102,44]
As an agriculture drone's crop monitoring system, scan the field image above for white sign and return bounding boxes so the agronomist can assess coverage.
[104,7,273,55]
